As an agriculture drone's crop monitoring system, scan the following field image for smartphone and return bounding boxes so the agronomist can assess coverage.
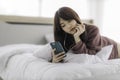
[50,41,65,54]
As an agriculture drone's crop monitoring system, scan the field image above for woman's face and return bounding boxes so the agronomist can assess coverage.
[60,18,78,35]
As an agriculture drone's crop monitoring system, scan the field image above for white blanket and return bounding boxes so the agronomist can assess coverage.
[0,44,43,73]
[0,44,120,80]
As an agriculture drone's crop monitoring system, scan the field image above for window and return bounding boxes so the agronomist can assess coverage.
[102,0,120,42]
[0,0,90,19]
[0,0,39,16]
[41,0,90,19]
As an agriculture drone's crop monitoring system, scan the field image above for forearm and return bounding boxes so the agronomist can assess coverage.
[72,42,97,55]
[74,36,81,43]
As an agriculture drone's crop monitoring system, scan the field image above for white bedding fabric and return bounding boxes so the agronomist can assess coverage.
[0,44,120,80]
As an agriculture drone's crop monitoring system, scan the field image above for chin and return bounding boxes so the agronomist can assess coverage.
[66,31,74,35]
[66,32,73,35]
[68,32,73,35]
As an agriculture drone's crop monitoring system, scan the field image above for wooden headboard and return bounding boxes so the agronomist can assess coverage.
[0,15,93,46]
[0,15,93,25]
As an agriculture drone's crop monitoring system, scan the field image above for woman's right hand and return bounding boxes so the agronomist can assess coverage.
[73,24,85,43]
[73,24,85,38]
[51,49,66,63]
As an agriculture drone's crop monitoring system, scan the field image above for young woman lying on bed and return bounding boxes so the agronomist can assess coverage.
[51,6,120,63]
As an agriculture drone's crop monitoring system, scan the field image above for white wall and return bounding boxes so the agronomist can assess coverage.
[102,0,120,42]
[0,22,53,46]
[88,0,104,32]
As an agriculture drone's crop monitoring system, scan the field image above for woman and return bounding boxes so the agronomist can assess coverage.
[51,6,120,63]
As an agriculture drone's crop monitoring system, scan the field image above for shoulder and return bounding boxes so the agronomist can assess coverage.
[84,23,99,33]
[84,23,99,30]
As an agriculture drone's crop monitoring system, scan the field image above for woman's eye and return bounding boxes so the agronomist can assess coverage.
[61,24,65,27]
[62,25,65,27]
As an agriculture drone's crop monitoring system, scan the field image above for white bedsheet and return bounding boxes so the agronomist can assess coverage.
[0,44,120,80]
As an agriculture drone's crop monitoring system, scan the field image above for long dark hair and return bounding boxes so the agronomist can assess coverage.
[54,7,82,52]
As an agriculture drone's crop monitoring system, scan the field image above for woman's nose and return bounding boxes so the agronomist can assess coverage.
[66,24,73,29]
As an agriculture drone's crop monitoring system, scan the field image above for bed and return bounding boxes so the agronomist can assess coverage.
[0,44,120,80]
[0,16,120,80]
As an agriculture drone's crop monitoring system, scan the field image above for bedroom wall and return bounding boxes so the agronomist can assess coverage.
[0,22,53,46]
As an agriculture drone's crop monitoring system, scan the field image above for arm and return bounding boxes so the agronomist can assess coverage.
[73,24,85,43]
[72,25,102,55]
[74,35,81,43]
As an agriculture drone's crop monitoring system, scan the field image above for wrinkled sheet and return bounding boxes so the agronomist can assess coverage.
[79,72,120,80]
[0,44,120,80]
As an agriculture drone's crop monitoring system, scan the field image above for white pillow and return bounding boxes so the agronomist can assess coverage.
[33,44,113,63]
[33,43,52,61]
[96,45,113,60]
[44,33,54,43]
[64,45,113,64]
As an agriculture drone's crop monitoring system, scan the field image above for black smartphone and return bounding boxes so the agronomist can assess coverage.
[50,41,65,54]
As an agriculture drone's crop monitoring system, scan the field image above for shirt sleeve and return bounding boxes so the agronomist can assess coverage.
[71,25,102,55]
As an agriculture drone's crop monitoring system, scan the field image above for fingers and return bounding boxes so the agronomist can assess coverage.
[54,54,66,62]
[75,24,85,34]
[82,24,85,32]
[51,48,56,56]
[75,24,81,31]
[75,27,80,32]
[51,49,66,63]
[74,27,81,36]
[52,49,64,57]
[55,52,65,57]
